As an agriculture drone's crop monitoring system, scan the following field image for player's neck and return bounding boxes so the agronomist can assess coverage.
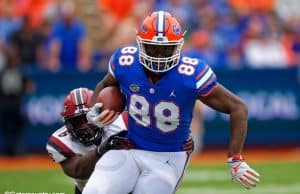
[143,68,165,84]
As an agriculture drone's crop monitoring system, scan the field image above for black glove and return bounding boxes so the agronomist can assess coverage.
[96,130,135,157]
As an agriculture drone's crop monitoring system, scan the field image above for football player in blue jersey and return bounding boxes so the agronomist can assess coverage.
[84,11,260,194]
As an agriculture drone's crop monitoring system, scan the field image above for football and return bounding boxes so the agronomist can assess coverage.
[97,86,126,113]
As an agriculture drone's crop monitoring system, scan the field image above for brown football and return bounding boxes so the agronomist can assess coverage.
[97,86,126,113]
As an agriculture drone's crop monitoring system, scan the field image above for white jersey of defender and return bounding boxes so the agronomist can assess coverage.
[46,115,127,191]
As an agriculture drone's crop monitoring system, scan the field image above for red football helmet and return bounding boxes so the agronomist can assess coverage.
[61,88,102,146]
[136,11,185,73]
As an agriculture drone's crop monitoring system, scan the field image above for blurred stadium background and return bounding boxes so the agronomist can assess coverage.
[0,0,299,193]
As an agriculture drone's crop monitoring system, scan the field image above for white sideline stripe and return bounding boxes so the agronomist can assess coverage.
[184,170,228,182]
[177,184,300,194]
[196,68,213,89]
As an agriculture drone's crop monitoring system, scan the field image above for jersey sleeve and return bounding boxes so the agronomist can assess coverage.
[102,112,128,141]
[108,46,138,81]
[194,61,218,96]
[46,135,76,163]
[108,54,116,78]
[46,144,66,163]
[108,48,123,79]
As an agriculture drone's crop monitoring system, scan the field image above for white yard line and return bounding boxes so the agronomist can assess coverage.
[184,170,228,182]
[177,184,300,194]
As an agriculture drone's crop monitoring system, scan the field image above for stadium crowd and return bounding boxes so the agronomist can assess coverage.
[0,0,299,73]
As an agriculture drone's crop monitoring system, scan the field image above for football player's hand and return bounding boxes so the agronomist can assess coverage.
[86,103,119,128]
[228,155,260,190]
[182,136,194,154]
[96,131,135,156]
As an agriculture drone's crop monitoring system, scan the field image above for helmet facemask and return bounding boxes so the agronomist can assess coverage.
[137,36,184,73]
[64,111,103,146]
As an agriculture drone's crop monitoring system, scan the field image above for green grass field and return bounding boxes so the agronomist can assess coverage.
[0,161,299,194]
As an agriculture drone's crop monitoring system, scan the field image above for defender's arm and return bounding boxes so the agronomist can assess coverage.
[60,131,134,179]
[60,150,100,179]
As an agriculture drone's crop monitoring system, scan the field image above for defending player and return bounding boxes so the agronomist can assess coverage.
[46,88,134,193]
[46,87,194,193]
[84,11,260,194]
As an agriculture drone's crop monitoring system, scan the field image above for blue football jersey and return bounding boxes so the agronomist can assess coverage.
[108,45,218,151]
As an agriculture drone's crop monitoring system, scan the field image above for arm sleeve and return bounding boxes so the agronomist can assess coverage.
[46,136,75,163]
[108,48,122,78]
[102,112,128,141]
[195,63,218,96]
[46,144,67,163]
[108,54,116,78]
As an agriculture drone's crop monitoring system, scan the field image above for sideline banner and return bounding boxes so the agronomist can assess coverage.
[13,68,300,150]
[203,68,299,147]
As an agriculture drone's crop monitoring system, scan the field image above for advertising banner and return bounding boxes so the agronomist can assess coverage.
[10,68,299,151]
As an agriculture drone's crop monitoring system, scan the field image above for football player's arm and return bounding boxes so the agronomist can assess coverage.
[88,73,120,127]
[90,73,119,106]
[199,84,247,156]
[199,84,260,189]
[60,150,99,179]
[60,131,134,179]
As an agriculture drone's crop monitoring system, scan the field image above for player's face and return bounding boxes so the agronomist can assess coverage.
[144,44,175,58]
[66,114,102,145]
[69,114,89,129]
[143,44,176,71]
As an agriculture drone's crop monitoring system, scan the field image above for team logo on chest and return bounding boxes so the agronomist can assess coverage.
[130,84,140,92]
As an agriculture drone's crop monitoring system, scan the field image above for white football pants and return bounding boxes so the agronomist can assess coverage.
[83,149,190,194]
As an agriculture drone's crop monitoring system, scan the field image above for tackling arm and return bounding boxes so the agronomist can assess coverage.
[59,131,134,180]
[60,150,99,179]
[199,84,248,156]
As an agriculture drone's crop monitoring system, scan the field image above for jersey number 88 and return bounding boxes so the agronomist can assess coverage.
[129,94,179,133]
